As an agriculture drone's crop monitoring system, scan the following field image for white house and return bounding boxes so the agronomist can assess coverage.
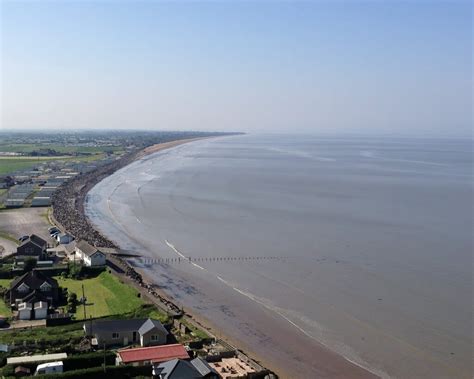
[75,240,106,267]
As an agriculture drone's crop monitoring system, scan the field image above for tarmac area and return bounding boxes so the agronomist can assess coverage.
[0,208,54,255]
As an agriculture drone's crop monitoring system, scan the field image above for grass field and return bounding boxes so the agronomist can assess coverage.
[0,154,106,175]
[0,143,123,154]
[57,271,145,320]
[0,278,12,316]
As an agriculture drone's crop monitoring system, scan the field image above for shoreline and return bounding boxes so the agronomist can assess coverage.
[53,136,379,379]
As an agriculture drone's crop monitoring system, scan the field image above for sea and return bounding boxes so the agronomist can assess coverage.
[86,134,473,379]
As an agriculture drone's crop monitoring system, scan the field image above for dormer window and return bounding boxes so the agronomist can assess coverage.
[40,282,51,292]
[17,283,30,293]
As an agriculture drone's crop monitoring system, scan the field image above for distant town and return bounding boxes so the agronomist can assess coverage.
[0,130,276,379]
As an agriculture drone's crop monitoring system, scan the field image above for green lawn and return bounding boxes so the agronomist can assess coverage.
[0,143,123,154]
[56,271,145,320]
[0,278,12,316]
[0,154,107,175]
[0,278,12,288]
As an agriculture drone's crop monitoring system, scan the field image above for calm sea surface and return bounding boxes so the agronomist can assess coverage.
[86,135,473,378]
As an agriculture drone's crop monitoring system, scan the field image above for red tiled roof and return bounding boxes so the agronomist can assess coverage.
[117,344,189,364]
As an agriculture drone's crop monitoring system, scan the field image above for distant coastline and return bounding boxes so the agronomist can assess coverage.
[49,134,288,376]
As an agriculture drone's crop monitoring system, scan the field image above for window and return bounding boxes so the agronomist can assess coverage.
[18,283,29,293]
[40,282,51,292]
[151,335,159,341]
[112,332,120,339]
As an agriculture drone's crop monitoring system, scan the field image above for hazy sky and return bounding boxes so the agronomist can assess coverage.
[1,1,472,137]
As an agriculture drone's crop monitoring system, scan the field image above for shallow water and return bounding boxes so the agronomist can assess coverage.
[86,134,473,378]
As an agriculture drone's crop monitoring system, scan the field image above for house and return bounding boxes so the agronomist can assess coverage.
[116,344,189,367]
[75,240,106,267]
[16,234,48,260]
[56,233,74,245]
[7,270,59,308]
[84,318,168,347]
[153,358,220,379]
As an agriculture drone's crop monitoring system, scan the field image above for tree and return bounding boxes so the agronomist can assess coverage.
[68,292,78,304]
[23,257,37,272]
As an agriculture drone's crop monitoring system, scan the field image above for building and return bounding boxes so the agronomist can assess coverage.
[153,358,220,379]
[84,318,168,348]
[16,234,48,260]
[7,353,68,365]
[56,233,74,245]
[75,240,106,267]
[116,344,189,367]
[7,270,59,308]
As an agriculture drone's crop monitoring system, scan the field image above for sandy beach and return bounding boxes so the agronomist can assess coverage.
[85,135,472,379]
[83,137,382,378]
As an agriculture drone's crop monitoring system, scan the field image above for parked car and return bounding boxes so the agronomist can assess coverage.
[18,235,29,242]
[50,231,60,238]
[48,226,60,233]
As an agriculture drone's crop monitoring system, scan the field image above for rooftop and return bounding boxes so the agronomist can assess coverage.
[7,353,68,365]
[117,344,189,364]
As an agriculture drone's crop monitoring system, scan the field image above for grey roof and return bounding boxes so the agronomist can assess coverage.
[155,359,197,379]
[155,358,217,379]
[191,357,218,377]
[19,234,47,249]
[10,270,58,291]
[138,318,168,336]
[76,240,101,257]
[84,318,167,337]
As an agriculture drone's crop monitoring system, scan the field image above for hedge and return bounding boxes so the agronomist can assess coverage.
[1,351,117,378]
[36,364,151,379]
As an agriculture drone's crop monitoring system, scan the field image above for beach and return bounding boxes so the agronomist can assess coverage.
[85,134,473,379]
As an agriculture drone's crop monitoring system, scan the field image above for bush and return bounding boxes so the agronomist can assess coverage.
[1,352,117,378]
[68,292,77,304]
[36,364,151,379]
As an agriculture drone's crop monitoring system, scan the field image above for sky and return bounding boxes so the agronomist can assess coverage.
[1,1,472,137]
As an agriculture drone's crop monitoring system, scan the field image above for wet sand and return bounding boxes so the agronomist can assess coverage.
[86,135,473,379]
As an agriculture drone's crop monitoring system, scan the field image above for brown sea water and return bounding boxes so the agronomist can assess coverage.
[86,135,473,378]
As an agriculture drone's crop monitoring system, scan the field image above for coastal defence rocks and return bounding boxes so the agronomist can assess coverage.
[51,152,137,248]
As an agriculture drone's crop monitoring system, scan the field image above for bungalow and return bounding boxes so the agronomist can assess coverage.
[16,234,48,260]
[84,318,168,348]
[116,344,189,367]
[153,358,220,379]
[75,240,106,267]
[7,270,59,308]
